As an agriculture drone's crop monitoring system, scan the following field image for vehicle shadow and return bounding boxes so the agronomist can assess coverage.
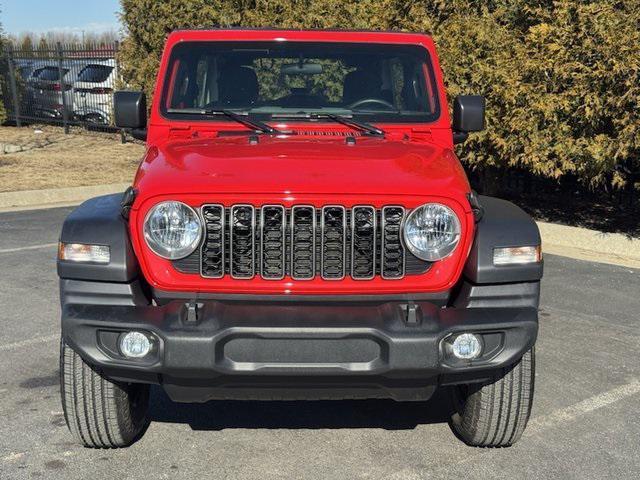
[148,386,453,431]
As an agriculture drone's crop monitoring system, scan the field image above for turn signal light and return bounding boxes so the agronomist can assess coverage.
[493,246,541,265]
[58,242,110,263]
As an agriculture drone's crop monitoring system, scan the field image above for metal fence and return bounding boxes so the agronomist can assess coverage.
[1,42,119,133]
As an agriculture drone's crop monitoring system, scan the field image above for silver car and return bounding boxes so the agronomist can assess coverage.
[31,62,80,119]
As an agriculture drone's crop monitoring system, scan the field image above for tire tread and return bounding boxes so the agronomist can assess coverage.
[450,348,535,447]
[59,339,149,448]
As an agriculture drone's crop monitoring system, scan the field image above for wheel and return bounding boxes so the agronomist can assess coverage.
[59,339,150,448]
[449,347,535,447]
[84,113,107,125]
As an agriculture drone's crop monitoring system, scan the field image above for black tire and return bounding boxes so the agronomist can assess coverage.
[449,347,535,447]
[59,339,150,448]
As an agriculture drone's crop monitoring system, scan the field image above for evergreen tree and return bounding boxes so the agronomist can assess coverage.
[117,0,640,192]
[20,34,34,56]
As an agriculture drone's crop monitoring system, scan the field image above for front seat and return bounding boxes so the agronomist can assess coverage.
[342,70,383,105]
[218,65,259,106]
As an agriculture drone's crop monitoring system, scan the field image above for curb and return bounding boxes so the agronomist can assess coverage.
[538,221,640,269]
[0,185,638,269]
[0,183,130,212]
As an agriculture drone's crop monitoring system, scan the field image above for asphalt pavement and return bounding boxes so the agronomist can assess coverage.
[0,206,639,480]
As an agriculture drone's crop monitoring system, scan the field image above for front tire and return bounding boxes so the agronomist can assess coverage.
[59,339,150,448]
[449,347,535,447]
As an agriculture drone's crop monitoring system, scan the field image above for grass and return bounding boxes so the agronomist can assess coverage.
[0,125,145,193]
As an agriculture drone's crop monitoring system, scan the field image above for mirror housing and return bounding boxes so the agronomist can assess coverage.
[453,95,485,144]
[114,91,147,130]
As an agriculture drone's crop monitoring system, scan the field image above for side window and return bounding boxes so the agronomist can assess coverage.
[37,67,68,81]
[77,65,113,83]
[168,59,199,108]
[401,63,430,113]
[388,59,405,109]
[194,58,208,106]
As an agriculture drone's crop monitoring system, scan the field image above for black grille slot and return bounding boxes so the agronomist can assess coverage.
[230,205,255,279]
[321,206,347,279]
[381,206,405,279]
[201,204,225,278]
[351,206,376,279]
[260,205,286,279]
[291,206,316,280]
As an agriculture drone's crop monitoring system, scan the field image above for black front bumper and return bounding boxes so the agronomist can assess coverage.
[62,298,537,402]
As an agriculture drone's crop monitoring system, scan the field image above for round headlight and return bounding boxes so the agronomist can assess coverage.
[143,201,202,260]
[403,203,461,261]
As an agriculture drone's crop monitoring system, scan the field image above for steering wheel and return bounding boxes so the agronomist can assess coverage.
[348,98,396,111]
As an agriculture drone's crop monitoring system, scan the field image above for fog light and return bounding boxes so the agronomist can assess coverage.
[451,333,482,360]
[119,331,152,358]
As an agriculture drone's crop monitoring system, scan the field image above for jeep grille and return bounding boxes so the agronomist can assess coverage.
[173,205,431,280]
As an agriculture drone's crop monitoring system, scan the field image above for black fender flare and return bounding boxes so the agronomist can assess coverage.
[463,196,543,284]
[57,193,139,282]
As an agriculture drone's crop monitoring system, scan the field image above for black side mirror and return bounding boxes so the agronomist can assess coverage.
[452,95,485,144]
[114,90,147,131]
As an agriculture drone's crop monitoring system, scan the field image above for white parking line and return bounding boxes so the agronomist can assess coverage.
[426,378,640,475]
[0,335,59,352]
[0,243,58,254]
[528,378,640,433]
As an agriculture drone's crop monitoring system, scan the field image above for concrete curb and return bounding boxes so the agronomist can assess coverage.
[0,185,638,269]
[538,221,640,269]
[0,183,130,212]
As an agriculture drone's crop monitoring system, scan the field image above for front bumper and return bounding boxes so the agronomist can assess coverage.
[62,300,537,402]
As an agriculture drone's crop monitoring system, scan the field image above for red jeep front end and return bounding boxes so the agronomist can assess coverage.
[58,29,542,448]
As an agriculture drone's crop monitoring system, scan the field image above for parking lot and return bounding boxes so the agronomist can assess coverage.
[1,206,639,480]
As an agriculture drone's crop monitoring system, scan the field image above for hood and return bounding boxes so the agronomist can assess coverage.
[133,135,470,201]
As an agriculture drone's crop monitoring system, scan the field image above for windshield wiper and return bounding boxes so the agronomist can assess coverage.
[271,111,384,137]
[322,113,385,137]
[167,108,282,135]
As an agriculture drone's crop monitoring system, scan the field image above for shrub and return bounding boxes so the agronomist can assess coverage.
[118,0,640,192]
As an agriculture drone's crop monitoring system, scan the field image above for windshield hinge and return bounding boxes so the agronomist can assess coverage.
[120,186,137,219]
[467,191,484,223]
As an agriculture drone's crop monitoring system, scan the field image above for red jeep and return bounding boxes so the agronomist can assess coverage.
[57,29,542,448]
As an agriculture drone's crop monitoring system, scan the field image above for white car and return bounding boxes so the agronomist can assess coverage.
[72,59,117,125]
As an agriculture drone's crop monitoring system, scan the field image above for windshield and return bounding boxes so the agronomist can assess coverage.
[161,41,440,123]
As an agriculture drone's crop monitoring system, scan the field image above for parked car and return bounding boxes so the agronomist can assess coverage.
[30,62,80,119]
[57,29,543,449]
[72,59,117,125]
[13,60,46,118]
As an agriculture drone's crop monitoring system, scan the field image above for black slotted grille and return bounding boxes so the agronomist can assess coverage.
[260,205,286,279]
[201,204,225,278]
[230,205,255,279]
[291,206,316,280]
[381,206,405,279]
[321,206,347,279]
[351,206,376,279]
[178,204,432,280]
